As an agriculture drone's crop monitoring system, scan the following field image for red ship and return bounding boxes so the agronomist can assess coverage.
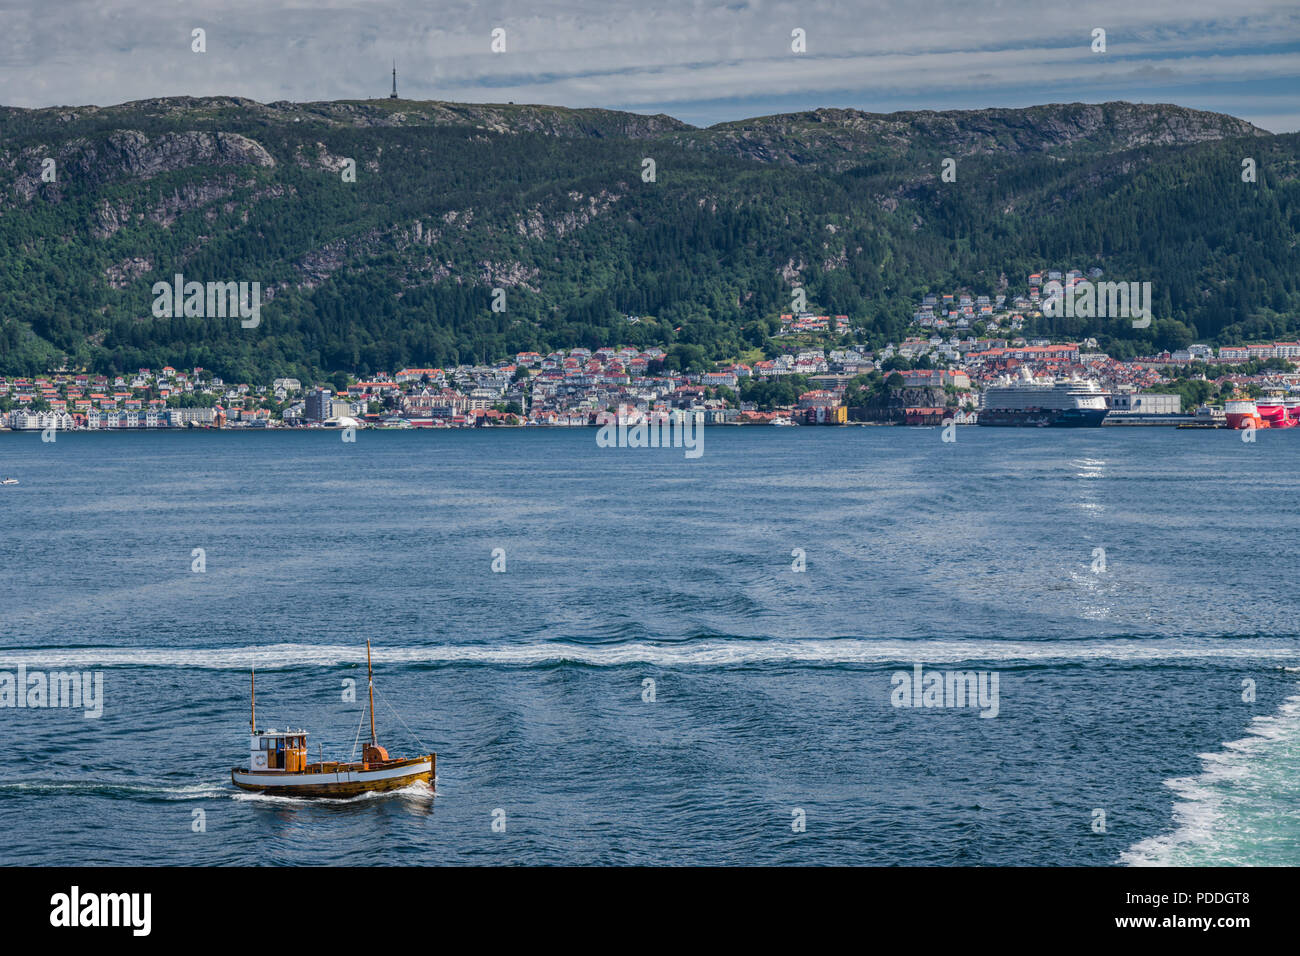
[1224,396,1300,430]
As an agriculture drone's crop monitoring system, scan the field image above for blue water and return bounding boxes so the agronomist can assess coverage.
[1,427,1297,865]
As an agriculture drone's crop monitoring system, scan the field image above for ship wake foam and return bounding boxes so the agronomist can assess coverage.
[1,639,1297,670]
[231,779,434,806]
[1121,686,1300,866]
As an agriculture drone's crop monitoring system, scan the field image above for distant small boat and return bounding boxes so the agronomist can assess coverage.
[1,478,17,486]
[231,641,434,798]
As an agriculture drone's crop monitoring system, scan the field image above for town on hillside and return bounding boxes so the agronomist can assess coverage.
[4,272,1298,431]
[5,337,1296,432]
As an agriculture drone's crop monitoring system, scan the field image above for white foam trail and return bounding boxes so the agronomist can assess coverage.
[1122,689,1300,866]
[0,780,227,799]
[0,640,1296,670]
[231,780,433,806]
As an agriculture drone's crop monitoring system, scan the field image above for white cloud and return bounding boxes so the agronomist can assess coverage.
[0,0,1295,129]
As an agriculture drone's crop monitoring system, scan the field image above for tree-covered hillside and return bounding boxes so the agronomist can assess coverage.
[0,97,1296,381]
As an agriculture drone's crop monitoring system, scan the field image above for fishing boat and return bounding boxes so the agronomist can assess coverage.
[231,641,434,798]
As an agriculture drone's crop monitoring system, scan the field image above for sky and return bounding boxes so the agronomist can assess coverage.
[1,0,1297,132]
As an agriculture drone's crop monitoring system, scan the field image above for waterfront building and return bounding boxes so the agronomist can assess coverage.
[305,388,333,422]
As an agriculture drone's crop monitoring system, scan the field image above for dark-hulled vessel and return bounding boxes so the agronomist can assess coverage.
[978,369,1108,427]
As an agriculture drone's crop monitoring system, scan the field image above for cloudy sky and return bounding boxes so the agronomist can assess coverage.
[3,0,1298,131]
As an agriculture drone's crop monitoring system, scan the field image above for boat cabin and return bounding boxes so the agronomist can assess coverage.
[248,729,309,773]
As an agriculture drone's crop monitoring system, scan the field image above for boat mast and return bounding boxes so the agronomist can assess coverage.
[367,640,376,746]
[250,667,256,735]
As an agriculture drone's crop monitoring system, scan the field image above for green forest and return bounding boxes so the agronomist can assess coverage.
[0,97,1297,382]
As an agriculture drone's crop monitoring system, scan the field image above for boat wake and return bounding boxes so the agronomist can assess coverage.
[0,779,226,800]
[231,779,434,807]
[3,639,1297,670]
[1121,685,1300,866]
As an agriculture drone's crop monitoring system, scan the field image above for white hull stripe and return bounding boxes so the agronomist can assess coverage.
[232,758,431,787]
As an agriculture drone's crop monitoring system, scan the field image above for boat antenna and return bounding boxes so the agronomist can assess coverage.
[367,640,377,746]
[250,666,256,735]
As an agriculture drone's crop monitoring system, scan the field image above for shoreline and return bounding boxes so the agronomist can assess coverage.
[0,421,1233,434]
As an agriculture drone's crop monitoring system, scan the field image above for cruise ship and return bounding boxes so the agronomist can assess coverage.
[978,369,1109,427]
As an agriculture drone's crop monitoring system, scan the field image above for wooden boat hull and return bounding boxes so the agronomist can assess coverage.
[231,754,434,798]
